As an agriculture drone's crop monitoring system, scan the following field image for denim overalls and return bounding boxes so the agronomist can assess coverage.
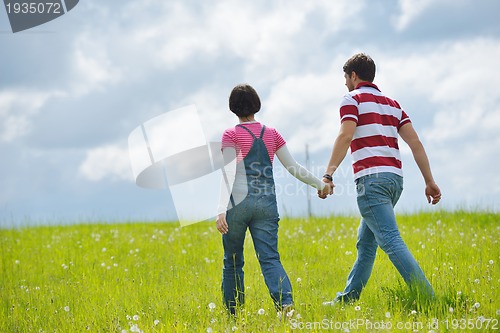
[222,124,292,314]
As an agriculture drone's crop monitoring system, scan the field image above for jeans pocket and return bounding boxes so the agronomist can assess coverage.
[365,178,393,204]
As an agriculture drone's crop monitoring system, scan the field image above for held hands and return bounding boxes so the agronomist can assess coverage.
[318,178,334,199]
[425,182,442,205]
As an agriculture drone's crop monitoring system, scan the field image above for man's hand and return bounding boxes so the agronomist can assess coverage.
[318,179,334,199]
[425,182,441,205]
[216,213,229,234]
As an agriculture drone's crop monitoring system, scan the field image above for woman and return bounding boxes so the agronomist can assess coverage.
[216,84,330,315]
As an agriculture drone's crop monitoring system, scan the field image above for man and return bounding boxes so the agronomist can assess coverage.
[321,53,441,304]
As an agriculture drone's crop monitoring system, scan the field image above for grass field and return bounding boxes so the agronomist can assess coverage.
[1,211,498,332]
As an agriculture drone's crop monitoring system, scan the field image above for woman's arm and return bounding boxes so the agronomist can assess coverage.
[276,144,328,191]
[216,147,236,234]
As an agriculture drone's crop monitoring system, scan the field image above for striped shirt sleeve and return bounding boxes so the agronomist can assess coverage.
[340,94,359,123]
[221,128,236,150]
[272,128,286,151]
[398,110,412,129]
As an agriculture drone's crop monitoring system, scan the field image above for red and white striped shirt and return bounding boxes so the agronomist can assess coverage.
[221,122,286,163]
[340,82,411,179]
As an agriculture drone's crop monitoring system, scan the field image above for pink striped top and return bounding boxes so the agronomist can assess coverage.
[221,122,286,163]
[340,82,411,179]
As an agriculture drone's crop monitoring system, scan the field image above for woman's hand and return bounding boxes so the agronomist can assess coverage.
[216,213,229,234]
[318,179,334,199]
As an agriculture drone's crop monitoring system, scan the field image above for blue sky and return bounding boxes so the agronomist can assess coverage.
[1,0,499,227]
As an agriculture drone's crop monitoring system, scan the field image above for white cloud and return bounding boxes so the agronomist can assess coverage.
[0,89,64,142]
[263,64,343,153]
[79,143,133,182]
[115,0,362,76]
[71,34,123,96]
[393,0,433,31]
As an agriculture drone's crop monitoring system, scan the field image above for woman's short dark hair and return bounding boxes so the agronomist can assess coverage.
[229,84,261,118]
[343,53,376,82]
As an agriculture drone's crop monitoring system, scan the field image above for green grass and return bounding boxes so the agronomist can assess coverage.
[1,211,498,332]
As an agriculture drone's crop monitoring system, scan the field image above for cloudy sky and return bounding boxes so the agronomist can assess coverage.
[1,0,499,227]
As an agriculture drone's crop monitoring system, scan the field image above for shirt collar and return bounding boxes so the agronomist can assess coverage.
[355,81,380,91]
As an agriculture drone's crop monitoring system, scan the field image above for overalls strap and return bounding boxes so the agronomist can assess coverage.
[237,124,267,140]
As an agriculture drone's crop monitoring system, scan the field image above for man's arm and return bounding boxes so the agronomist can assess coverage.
[399,122,441,205]
[324,120,357,176]
[320,120,357,198]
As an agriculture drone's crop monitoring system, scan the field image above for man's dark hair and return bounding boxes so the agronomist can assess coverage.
[229,84,261,117]
[343,53,376,82]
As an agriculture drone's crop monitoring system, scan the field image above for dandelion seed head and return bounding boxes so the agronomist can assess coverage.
[133,314,139,321]
[410,310,417,315]
[473,302,480,308]
[64,306,70,312]
[489,260,494,265]
[257,308,265,315]
[208,302,216,311]
[129,324,142,333]
[354,306,361,311]
[206,328,213,333]
[385,312,391,318]
[449,307,454,313]
[296,278,302,283]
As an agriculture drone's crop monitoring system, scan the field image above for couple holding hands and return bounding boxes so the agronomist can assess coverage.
[215,53,442,315]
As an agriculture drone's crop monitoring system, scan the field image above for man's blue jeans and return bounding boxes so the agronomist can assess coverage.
[222,188,292,313]
[336,172,434,302]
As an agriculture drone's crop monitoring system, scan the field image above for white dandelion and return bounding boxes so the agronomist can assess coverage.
[257,308,265,315]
